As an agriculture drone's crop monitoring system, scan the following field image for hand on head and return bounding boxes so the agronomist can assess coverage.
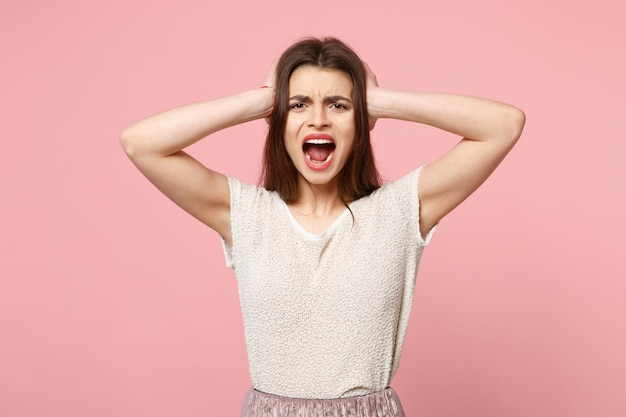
[364,62,379,131]
[263,59,279,124]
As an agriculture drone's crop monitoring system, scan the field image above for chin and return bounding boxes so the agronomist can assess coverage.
[299,170,339,188]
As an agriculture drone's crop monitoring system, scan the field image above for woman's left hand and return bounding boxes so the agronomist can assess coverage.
[364,62,379,131]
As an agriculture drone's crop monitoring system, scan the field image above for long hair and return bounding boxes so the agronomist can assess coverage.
[260,37,381,203]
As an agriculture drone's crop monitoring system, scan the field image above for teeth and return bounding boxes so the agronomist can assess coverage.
[305,139,333,145]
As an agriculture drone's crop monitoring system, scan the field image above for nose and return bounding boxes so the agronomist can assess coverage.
[307,104,330,128]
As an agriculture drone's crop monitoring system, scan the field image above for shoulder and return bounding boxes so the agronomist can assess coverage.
[366,166,425,204]
[354,166,434,243]
[226,175,283,215]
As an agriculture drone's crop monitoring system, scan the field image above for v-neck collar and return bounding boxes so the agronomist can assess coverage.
[282,201,352,240]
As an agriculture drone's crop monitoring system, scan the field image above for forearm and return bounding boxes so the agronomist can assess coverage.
[368,88,525,143]
[120,88,273,158]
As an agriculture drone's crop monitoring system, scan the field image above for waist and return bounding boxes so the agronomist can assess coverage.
[240,387,406,417]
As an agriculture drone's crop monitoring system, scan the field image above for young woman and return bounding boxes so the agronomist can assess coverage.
[121,37,525,417]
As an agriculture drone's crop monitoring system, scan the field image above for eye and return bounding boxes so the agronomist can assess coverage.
[289,102,306,111]
[330,102,349,111]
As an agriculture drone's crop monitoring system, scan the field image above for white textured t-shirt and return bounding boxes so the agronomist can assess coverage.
[222,167,435,399]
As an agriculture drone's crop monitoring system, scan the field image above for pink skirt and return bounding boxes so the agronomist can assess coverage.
[240,387,406,417]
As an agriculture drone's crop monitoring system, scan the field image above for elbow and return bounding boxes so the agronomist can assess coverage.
[496,105,525,147]
[507,106,526,143]
[119,125,141,159]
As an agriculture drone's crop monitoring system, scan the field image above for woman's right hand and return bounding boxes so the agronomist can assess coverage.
[263,59,278,123]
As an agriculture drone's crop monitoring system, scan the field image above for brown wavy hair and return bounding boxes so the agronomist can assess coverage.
[260,37,381,203]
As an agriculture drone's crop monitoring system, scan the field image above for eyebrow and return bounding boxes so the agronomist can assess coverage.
[288,94,353,103]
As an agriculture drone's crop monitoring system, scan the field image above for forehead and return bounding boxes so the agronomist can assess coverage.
[288,66,353,97]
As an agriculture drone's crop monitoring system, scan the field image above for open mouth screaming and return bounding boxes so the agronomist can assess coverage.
[303,138,336,166]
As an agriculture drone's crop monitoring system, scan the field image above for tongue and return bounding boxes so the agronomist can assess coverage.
[306,144,333,162]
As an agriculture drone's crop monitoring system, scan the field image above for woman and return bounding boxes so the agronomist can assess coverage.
[121,37,525,417]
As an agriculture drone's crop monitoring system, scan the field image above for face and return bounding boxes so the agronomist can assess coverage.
[284,65,356,189]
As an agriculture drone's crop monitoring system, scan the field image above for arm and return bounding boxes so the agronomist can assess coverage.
[366,66,525,234]
[120,67,276,244]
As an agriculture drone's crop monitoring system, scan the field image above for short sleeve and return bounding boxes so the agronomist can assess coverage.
[383,165,437,246]
[414,165,437,245]
[220,175,239,269]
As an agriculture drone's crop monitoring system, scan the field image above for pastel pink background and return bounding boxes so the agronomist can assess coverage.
[1,0,624,416]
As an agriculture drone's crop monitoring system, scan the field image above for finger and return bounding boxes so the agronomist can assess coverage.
[263,59,279,88]
[363,62,378,86]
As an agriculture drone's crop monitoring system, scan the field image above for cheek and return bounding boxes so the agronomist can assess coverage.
[283,128,300,156]
[284,115,299,136]
[344,121,357,144]
[283,123,296,145]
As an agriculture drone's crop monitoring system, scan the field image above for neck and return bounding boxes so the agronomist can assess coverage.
[290,176,345,216]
